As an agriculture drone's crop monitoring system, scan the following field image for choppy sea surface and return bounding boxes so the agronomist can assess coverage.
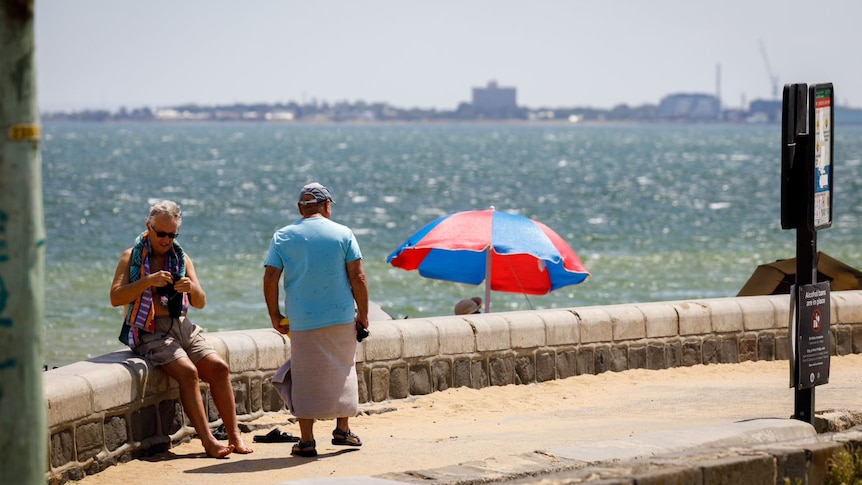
[40,121,862,366]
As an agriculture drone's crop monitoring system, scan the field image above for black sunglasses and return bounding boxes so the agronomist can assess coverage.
[149,224,179,239]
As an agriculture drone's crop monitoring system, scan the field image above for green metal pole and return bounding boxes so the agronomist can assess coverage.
[0,0,48,483]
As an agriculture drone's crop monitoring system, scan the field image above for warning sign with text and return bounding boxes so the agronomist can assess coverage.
[795,282,831,389]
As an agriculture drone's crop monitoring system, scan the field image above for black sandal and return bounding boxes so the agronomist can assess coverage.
[254,427,300,443]
[291,439,317,457]
[212,424,228,441]
[331,428,362,447]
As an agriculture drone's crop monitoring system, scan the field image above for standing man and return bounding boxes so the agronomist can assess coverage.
[263,182,369,458]
[110,200,252,457]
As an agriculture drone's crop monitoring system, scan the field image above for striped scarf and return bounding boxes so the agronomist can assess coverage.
[120,232,187,348]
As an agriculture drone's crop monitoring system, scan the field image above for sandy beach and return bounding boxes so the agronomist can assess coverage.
[72,354,862,485]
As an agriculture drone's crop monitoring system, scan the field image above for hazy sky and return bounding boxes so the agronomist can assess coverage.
[35,0,862,112]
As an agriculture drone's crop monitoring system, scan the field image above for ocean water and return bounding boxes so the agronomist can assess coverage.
[40,122,862,367]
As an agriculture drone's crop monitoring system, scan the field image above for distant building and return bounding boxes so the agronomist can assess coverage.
[471,80,517,118]
[747,99,782,123]
[657,93,721,121]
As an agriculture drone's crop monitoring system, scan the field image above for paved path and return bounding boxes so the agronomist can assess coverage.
[73,354,862,485]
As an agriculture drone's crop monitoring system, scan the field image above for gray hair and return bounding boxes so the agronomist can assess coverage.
[146,200,182,226]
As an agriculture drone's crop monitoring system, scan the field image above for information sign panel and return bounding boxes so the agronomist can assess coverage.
[795,282,831,390]
[810,84,833,230]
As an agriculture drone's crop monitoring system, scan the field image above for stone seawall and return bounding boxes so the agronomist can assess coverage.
[44,291,862,483]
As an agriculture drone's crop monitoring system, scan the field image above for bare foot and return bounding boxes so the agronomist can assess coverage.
[231,436,253,454]
[225,426,253,454]
[204,442,234,458]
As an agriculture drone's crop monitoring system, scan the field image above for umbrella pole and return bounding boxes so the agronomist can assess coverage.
[484,249,492,313]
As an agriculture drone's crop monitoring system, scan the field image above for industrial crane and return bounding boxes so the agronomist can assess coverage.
[758,39,779,100]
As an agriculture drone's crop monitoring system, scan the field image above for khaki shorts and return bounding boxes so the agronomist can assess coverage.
[133,316,215,366]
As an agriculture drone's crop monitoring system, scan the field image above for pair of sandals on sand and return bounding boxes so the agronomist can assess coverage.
[252,426,361,457]
[290,428,362,458]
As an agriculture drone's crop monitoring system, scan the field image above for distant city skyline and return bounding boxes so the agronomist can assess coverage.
[35,1,862,112]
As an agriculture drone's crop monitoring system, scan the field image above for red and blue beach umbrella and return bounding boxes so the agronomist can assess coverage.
[386,208,590,312]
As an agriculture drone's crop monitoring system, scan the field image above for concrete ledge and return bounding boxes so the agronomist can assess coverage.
[834,291,862,324]
[506,311,546,349]
[705,297,744,333]
[472,313,511,352]
[283,479,408,485]
[638,301,679,338]
[606,304,647,341]
[548,418,816,463]
[676,300,711,335]
[574,306,612,343]
[372,419,859,485]
[434,317,476,355]
[44,291,862,483]
[364,321,404,361]
[737,295,778,330]
[44,373,94,427]
[395,318,440,358]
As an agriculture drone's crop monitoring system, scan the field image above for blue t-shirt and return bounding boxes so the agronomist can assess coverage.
[264,217,362,331]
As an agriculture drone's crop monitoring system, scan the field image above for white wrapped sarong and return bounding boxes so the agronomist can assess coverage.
[272,322,359,419]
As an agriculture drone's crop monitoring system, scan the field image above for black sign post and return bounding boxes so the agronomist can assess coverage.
[781,82,834,424]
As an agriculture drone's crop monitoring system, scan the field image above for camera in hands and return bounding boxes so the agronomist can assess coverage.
[356,326,370,342]
[157,273,183,317]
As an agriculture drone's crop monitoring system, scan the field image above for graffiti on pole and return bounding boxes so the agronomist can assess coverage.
[0,210,9,328]
[0,209,12,401]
